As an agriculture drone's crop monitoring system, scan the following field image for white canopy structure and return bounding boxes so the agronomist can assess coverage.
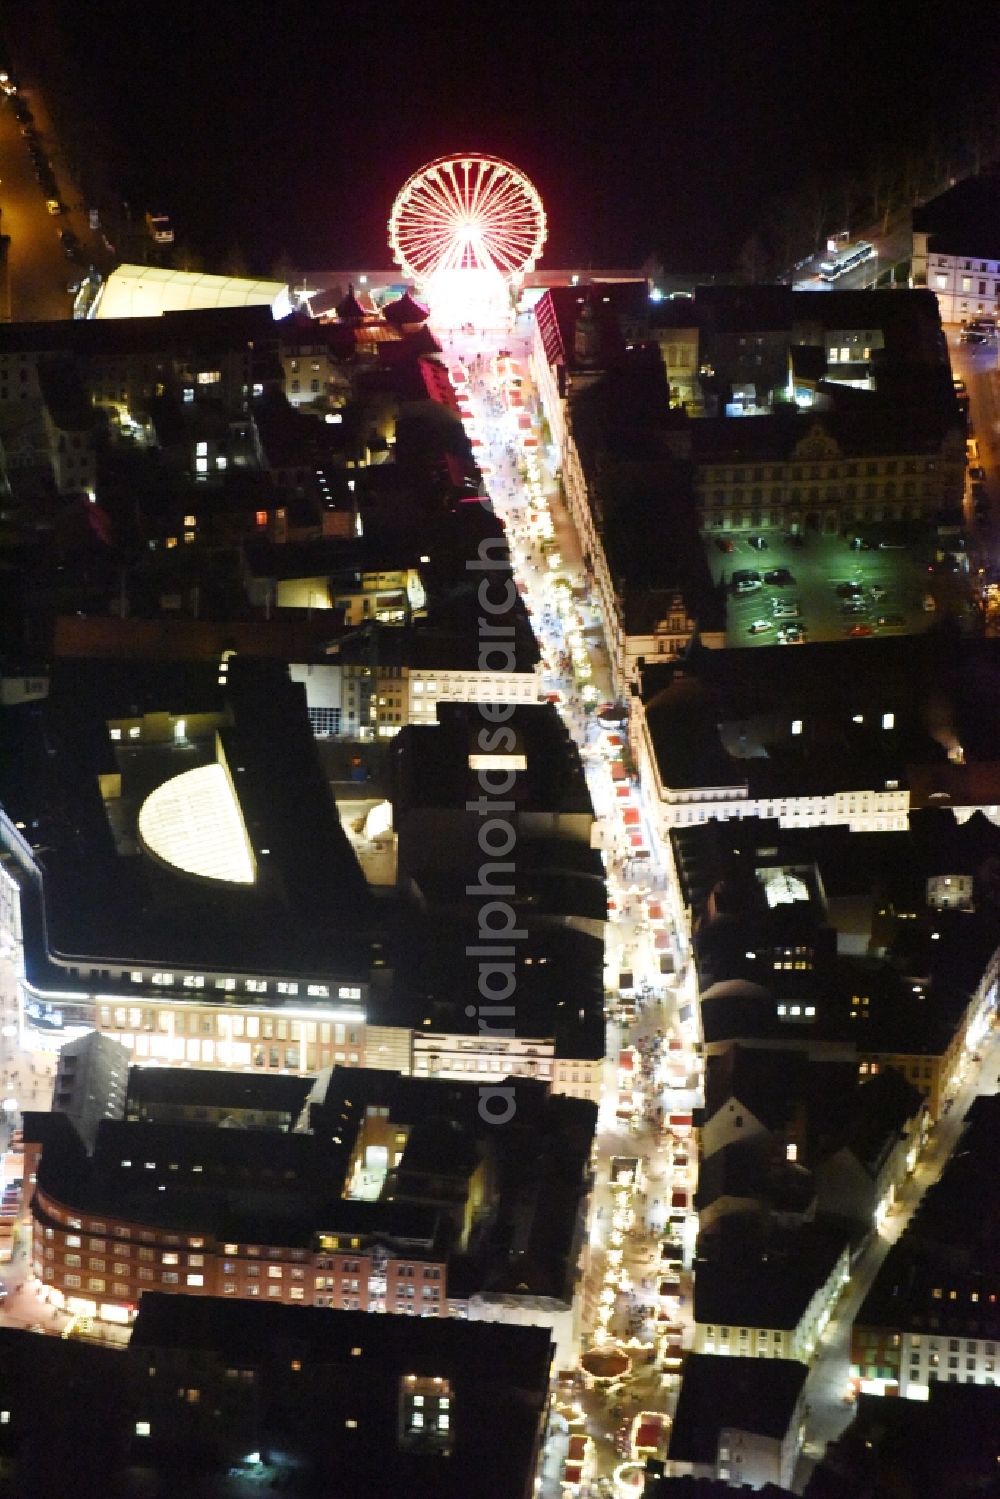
[92,264,292,320]
[138,763,256,885]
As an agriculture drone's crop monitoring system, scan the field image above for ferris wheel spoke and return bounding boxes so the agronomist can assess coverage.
[414,184,459,236]
[415,172,460,226]
[437,163,469,223]
[467,163,497,225]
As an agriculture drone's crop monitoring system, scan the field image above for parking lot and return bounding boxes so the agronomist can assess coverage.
[707,530,978,647]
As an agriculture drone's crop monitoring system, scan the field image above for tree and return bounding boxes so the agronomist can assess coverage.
[737,233,767,284]
[221,242,250,279]
[173,240,204,274]
[271,248,295,283]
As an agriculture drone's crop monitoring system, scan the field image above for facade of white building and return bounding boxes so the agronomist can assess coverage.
[914,241,1000,325]
[694,1239,851,1366]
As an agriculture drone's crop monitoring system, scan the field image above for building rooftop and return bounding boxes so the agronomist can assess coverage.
[694,1220,849,1331]
[391,700,593,815]
[806,1383,1000,1499]
[377,910,606,1059]
[856,1093,1000,1340]
[1,656,375,982]
[130,1293,552,1499]
[913,169,1000,262]
[52,1030,130,1151]
[125,1064,312,1121]
[668,1353,807,1463]
[26,1065,597,1304]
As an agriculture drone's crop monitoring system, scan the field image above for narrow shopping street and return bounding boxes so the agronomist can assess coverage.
[437,313,703,1495]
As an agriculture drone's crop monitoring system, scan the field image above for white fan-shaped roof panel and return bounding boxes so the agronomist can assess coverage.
[138,763,255,885]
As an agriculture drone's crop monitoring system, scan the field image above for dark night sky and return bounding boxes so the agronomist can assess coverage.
[19,0,1000,272]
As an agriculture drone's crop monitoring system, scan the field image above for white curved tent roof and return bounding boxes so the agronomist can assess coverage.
[138,762,256,885]
[93,264,291,320]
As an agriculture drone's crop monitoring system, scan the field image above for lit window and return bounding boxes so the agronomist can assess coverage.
[345,1419,358,1429]
[195,458,208,474]
[183,388,194,403]
[791,720,802,736]
[135,1422,150,1437]
[129,726,141,739]
[110,728,122,741]
[186,1273,204,1287]
[161,1253,178,1265]
[195,442,208,457]
[183,515,196,527]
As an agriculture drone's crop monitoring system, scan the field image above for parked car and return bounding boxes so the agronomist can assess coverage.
[779,624,806,644]
[847,623,874,637]
[772,598,801,618]
[877,613,906,627]
[714,537,735,552]
[747,619,773,635]
[764,567,794,585]
[747,535,768,551]
[836,582,864,598]
[960,330,988,344]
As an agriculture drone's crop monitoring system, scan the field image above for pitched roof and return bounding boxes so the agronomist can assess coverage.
[382,290,430,326]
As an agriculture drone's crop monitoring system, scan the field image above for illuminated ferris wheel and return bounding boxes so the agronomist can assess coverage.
[388,155,547,286]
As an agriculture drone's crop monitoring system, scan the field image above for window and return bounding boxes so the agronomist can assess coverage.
[186,1273,204,1287]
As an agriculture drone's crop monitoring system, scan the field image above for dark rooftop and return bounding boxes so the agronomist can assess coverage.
[913,169,1000,262]
[391,700,594,816]
[694,1221,849,1330]
[668,1353,807,1463]
[856,1093,1000,1340]
[0,656,375,980]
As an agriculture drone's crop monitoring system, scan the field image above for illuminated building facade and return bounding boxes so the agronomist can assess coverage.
[851,1095,1000,1400]
[22,1066,594,1363]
